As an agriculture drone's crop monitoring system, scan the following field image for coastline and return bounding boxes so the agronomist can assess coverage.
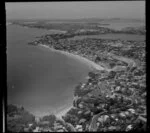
[7,26,146,132]
[38,43,106,118]
[38,44,106,71]
[56,105,73,119]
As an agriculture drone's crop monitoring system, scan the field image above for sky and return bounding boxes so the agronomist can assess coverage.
[6,1,145,20]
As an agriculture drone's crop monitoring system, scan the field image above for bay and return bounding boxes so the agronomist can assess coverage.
[7,25,91,117]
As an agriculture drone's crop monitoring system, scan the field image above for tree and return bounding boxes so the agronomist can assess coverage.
[88,72,96,79]
[109,62,116,68]
[41,114,56,127]
[95,56,101,63]
[7,120,25,132]
[7,104,18,115]
[62,114,78,126]
[7,104,35,132]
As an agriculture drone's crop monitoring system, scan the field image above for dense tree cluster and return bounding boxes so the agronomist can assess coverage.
[7,104,35,132]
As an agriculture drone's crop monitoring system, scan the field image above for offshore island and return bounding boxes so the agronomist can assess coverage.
[7,19,146,132]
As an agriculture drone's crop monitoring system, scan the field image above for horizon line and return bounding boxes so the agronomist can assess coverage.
[6,17,145,21]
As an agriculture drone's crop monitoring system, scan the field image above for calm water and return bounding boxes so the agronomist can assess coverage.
[69,21,145,41]
[99,21,145,30]
[7,25,91,117]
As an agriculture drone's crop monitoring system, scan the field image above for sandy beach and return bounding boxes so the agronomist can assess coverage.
[38,44,106,118]
[56,105,73,118]
[37,44,122,118]
[39,44,105,71]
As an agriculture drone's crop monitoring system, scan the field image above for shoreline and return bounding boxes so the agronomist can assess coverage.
[13,23,146,35]
[39,44,106,71]
[7,21,146,132]
[38,44,107,118]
